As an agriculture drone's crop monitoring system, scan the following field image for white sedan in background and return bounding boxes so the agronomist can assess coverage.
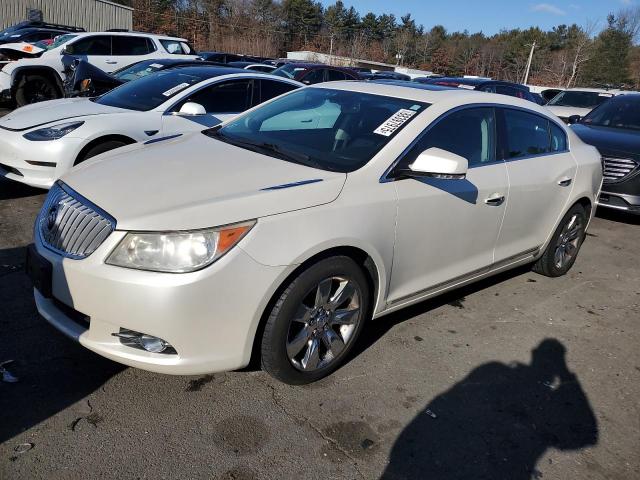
[27,82,602,384]
[0,66,302,188]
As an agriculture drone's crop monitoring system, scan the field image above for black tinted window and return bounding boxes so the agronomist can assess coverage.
[405,107,496,167]
[550,123,567,151]
[112,36,150,55]
[258,80,298,104]
[70,36,111,55]
[178,80,252,113]
[503,109,550,159]
[327,69,347,81]
[301,69,325,84]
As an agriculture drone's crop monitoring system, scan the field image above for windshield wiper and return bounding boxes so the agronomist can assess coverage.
[206,131,331,170]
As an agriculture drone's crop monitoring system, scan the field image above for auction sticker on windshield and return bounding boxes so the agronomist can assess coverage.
[374,109,417,136]
[162,82,191,97]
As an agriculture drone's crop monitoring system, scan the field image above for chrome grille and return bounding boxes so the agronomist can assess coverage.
[602,156,638,183]
[38,183,115,259]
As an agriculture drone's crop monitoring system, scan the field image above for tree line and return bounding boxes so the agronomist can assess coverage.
[117,0,640,88]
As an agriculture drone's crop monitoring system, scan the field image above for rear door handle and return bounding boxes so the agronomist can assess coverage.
[484,193,505,206]
[105,60,118,64]
[558,177,572,187]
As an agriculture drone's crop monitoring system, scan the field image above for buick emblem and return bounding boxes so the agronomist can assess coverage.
[46,205,59,231]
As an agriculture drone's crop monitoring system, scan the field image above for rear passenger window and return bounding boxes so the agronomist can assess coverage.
[550,123,567,152]
[503,109,549,159]
[405,107,496,167]
[112,36,150,55]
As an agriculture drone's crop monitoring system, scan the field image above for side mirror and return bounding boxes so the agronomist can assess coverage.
[404,147,468,179]
[178,102,206,116]
[568,115,581,125]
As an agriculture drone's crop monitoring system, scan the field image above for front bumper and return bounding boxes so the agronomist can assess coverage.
[32,232,289,375]
[0,131,84,189]
[597,190,640,214]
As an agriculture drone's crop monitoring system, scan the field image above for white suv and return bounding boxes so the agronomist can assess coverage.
[0,32,199,106]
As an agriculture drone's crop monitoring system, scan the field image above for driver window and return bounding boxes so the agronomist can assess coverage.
[404,107,496,168]
[176,80,252,113]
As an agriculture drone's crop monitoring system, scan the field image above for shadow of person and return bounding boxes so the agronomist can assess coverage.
[382,339,598,480]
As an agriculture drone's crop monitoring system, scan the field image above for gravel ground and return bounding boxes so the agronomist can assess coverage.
[0,157,639,479]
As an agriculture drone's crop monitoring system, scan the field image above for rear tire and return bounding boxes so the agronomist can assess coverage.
[261,256,370,384]
[15,75,60,107]
[76,140,129,165]
[533,204,587,277]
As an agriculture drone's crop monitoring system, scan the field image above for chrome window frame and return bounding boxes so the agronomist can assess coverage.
[381,102,570,183]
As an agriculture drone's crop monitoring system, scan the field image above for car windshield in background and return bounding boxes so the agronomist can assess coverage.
[206,88,428,173]
[547,91,613,108]
[582,95,640,131]
[43,34,77,51]
[272,64,308,79]
[95,70,204,111]
[113,61,166,82]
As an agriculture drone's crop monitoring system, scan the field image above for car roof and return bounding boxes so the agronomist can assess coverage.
[156,66,253,78]
[370,80,456,91]
[71,31,189,42]
[312,81,556,116]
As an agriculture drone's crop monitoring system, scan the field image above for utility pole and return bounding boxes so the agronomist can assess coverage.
[523,41,536,85]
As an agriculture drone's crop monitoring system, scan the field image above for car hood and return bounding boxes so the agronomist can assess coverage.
[62,132,347,231]
[0,97,127,131]
[571,123,640,159]
[545,105,592,120]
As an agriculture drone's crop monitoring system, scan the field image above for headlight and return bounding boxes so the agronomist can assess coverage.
[23,121,84,141]
[106,221,256,273]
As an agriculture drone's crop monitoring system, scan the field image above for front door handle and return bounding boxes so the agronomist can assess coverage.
[484,193,505,206]
[105,60,118,64]
[558,177,572,187]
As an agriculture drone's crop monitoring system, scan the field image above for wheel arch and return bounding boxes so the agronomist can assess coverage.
[12,66,64,97]
[74,134,137,165]
[248,244,385,368]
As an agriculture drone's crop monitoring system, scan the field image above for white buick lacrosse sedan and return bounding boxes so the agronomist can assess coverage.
[27,82,602,384]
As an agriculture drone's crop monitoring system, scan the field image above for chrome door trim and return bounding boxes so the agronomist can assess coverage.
[386,247,540,308]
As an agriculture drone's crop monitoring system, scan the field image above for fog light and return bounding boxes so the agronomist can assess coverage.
[112,328,176,355]
[139,334,167,353]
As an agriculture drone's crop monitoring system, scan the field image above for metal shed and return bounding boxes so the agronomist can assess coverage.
[0,0,133,32]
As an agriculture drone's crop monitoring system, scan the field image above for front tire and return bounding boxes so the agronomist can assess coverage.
[261,256,370,384]
[533,204,587,277]
[15,75,60,107]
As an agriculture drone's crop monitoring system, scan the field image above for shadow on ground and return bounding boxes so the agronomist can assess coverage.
[381,338,598,480]
[0,245,124,444]
[0,178,43,201]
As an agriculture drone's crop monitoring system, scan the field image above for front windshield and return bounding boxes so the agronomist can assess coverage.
[95,70,204,111]
[113,61,166,82]
[548,90,613,108]
[582,95,640,131]
[206,88,428,173]
[45,34,77,51]
[272,64,308,79]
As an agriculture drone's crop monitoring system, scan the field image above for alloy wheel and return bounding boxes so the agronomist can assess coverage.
[553,213,584,269]
[286,276,361,372]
